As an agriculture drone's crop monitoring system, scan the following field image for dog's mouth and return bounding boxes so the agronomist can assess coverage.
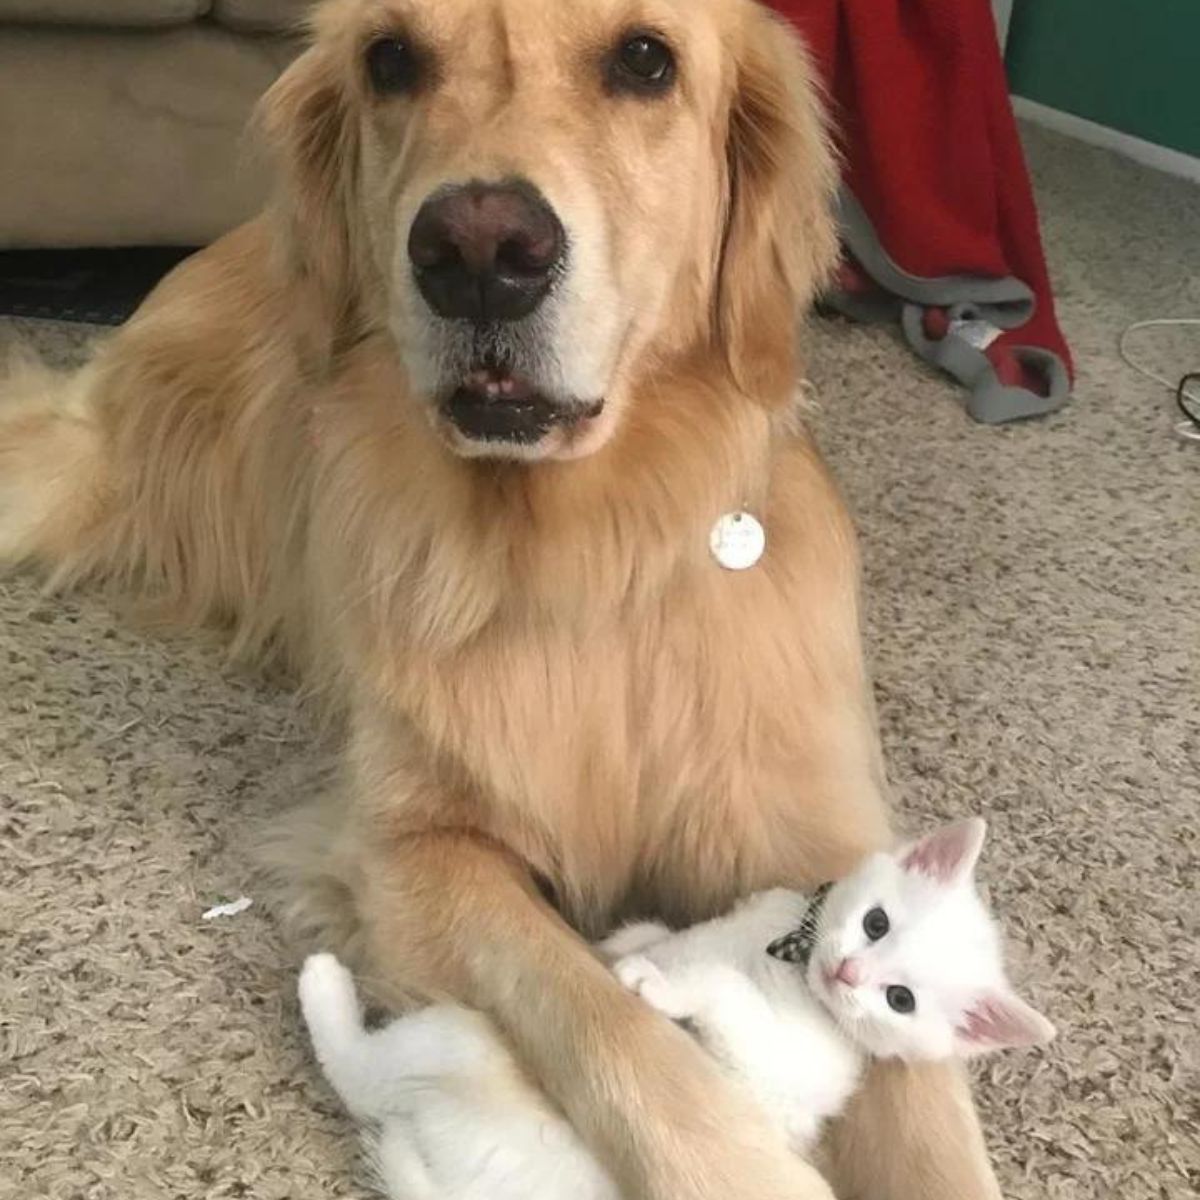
[442,363,604,447]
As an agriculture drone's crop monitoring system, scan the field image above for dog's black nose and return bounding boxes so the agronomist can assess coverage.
[408,181,564,322]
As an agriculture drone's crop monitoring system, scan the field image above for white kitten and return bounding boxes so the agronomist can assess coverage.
[297,961,620,1199]
[298,818,1053,1198]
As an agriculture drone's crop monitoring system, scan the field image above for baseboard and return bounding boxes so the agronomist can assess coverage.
[1012,96,1200,185]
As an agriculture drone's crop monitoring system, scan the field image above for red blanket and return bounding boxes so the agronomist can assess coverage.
[772,0,1072,422]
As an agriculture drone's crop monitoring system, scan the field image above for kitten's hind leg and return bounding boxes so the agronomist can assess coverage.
[299,953,365,1052]
[299,965,441,1200]
[299,952,380,1119]
[368,1128,439,1200]
[301,953,521,1122]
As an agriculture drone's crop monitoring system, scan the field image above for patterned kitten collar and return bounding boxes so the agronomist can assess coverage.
[766,881,833,967]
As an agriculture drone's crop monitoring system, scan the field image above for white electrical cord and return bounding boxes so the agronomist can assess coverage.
[1118,318,1200,442]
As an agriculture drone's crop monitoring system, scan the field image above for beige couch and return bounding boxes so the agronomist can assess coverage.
[0,2,304,248]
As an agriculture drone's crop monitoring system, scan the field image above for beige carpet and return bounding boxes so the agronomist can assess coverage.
[2,124,1197,1200]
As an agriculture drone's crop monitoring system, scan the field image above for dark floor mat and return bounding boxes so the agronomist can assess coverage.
[0,247,197,326]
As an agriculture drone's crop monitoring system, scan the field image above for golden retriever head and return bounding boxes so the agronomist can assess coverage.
[262,0,836,461]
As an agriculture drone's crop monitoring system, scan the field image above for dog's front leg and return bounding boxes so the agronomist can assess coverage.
[360,828,836,1200]
[828,1058,1001,1200]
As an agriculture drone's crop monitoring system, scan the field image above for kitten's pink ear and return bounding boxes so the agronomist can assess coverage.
[899,818,987,886]
[954,990,1056,1055]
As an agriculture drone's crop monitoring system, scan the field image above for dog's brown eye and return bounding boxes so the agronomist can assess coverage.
[366,38,421,94]
[610,33,675,94]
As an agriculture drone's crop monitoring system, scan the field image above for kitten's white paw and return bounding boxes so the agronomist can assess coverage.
[299,953,360,1026]
[596,921,671,961]
[614,954,692,1020]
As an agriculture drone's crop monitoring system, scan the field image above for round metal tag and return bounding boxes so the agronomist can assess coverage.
[709,512,766,571]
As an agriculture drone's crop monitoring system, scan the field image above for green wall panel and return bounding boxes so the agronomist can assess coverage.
[1006,0,1200,158]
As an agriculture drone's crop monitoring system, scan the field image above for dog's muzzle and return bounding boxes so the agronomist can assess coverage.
[410,178,596,445]
[443,365,603,445]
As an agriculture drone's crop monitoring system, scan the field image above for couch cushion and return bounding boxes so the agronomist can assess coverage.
[0,1,209,27]
[211,0,309,34]
[0,25,294,248]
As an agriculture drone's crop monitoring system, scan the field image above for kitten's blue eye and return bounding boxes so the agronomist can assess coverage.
[886,985,916,1014]
[863,906,890,941]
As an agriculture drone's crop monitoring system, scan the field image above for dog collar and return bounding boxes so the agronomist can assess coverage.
[766,881,833,966]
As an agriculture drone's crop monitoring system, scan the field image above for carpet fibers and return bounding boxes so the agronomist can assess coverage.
[2,125,1197,1200]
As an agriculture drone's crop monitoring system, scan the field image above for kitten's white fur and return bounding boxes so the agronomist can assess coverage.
[298,818,1053,1199]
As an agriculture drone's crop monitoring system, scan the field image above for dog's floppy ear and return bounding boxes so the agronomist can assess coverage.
[256,38,362,343]
[715,8,839,401]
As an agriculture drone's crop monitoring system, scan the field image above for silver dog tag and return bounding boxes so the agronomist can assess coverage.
[709,512,766,571]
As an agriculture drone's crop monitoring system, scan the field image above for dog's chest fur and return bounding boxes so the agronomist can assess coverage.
[333,483,881,934]
[313,358,886,933]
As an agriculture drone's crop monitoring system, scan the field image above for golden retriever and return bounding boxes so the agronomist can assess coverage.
[0,1,1001,1197]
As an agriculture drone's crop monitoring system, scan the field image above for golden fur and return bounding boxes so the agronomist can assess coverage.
[0,2,1001,1197]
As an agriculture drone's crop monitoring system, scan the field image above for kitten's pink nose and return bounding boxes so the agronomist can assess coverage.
[833,957,862,986]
